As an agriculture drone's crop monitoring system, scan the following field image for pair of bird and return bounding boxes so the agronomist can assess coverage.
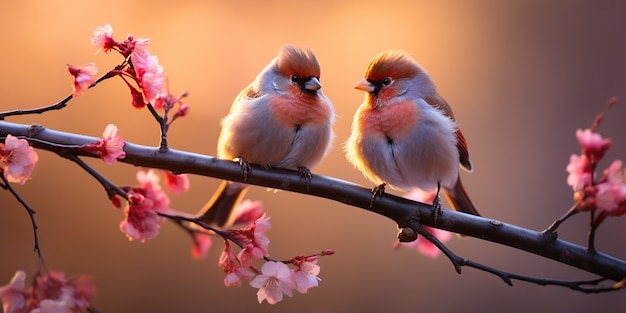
[200,45,479,228]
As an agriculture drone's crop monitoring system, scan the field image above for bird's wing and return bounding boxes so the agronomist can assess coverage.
[424,93,472,172]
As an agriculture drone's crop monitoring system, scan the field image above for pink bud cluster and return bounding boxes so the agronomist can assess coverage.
[67,24,189,119]
[566,116,626,225]
[0,270,95,313]
[218,218,323,304]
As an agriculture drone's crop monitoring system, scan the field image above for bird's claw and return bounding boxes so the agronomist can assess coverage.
[370,183,386,209]
[298,166,313,191]
[432,183,443,225]
[238,158,251,182]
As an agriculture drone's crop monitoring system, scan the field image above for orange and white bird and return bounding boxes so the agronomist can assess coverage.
[345,50,479,216]
[199,45,335,227]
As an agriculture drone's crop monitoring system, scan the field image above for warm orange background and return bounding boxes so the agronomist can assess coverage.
[2,1,626,312]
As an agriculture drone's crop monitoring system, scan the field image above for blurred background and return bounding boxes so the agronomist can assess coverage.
[1,0,626,312]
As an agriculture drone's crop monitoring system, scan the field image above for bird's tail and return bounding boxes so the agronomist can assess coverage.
[443,176,480,216]
[197,180,249,228]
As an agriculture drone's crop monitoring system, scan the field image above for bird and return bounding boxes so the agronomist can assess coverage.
[345,49,479,216]
[198,45,335,227]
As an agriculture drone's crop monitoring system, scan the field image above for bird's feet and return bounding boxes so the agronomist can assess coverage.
[370,183,386,209]
[432,183,443,225]
[238,157,251,182]
[298,166,313,191]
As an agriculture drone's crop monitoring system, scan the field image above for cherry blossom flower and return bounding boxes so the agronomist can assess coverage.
[90,23,116,53]
[249,261,296,304]
[135,169,171,213]
[100,124,125,164]
[224,267,256,288]
[130,38,164,104]
[163,170,190,195]
[236,216,271,267]
[120,192,163,241]
[292,258,321,294]
[594,160,626,220]
[232,199,264,226]
[0,134,39,184]
[0,270,26,313]
[119,170,173,241]
[81,124,125,164]
[67,63,98,97]
[191,232,212,260]
[0,270,95,313]
[566,154,592,192]
[576,128,612,163]
[219,242,255,287]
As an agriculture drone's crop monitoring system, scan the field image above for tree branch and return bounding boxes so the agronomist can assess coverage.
[1,120,625,283]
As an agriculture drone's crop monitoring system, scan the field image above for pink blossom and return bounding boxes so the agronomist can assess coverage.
[566,154,591,192]
[576,128,612,163]
[596,182,626,215]
[119,170,172,241]
[135,169,171,213]
[139,70,165,104]
[218,242,237,273]
[0,134,38,184]
[292,259,321,294]
[128,84,146,109]
[30,293,72,313]
[101,124,125,164]
[236,216,271,267]
[163,170,190,195]
[81,124,125,164]
[232,199,264,226]
[130,38,164,104]
[595,161,626,215]
[152,93,176,111]
[90,23,116,53]
[249,261,296,304]
[218,242,254,287]
[191,232,212,260]
[0,270,26,313]
[67,63,98,97]
[31,272,95,313]
[120,192,163,241]
[224,267,256,288]
[0,271,95,313]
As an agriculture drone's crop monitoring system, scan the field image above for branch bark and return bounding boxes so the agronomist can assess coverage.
[2,120,625,283]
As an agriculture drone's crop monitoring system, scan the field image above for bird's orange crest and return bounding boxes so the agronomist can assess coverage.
[276,45,321,78]
[364,50,421,81]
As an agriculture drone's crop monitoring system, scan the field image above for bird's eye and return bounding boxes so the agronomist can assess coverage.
[382,77,392,86]
[291,74,299,82]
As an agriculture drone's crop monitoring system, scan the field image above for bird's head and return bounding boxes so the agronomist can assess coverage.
[355,50,429,107]
[274,45,322,95]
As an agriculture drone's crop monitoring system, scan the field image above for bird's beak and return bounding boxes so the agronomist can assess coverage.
[304,77,322,91]
[354,79,375,92]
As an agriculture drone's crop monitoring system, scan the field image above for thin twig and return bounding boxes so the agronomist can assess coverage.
[145,103,168,152]
[414,223,624,293]
[0,175,47,271]
[0,66,122,120]
[62,154,128,200]
[544,202,579,233]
